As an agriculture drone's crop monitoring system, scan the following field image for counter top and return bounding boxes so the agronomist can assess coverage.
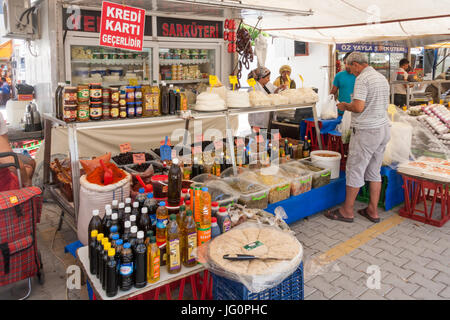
[6,125,44,142]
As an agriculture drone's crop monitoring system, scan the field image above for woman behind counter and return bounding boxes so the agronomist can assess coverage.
[247,67,286,131]
[273,65,296,89]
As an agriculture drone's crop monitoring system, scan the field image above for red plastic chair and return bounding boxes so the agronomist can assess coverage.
[304,120,325,151]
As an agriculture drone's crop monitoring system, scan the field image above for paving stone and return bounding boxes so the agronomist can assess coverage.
[376,251,409,267]
[358,290,386,300]
[309,241,332,253]
[319,271,342,283]
[372,240,404,256]
[402,262,439,279]
[328,232,352,242]
[353,251,388,267]
[434,238,450,249]
[385,288,416,300]
[303,284,317,298]
[307,276,343,299]
[398,249,431,266]
[296,227,321,238]
[433,272,450,286]
[310,233,341,247]
[412,287,445,300]
[407,273,446,295]
[381,262,415,280]
[419,250,450,266]
[414,232,441,244]
[375,234,401,245]
[306,289,327,300]
[331,275,368,297]
[358,242,383,257]
[396,241,426,255]
[415,239,446,255]
[333,290,358,300]
[382,273,420,296]
[296,235,320,247]
[438,286,450,299]
[338,255,365,269]
[442,248,450,257]
[426,261,450,276]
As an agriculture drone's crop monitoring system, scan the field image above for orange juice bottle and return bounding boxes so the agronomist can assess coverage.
[197,187,211,247]
[147,236,160,283]
[193,185,203,226]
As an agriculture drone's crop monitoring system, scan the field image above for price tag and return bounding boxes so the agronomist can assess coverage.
[128,78,139,86]
[247,78,256,91]
[133,153,146,164]
[214,140,223,149]
[209,75,218,92]
[120,143,132,153]
[229,75,238,91]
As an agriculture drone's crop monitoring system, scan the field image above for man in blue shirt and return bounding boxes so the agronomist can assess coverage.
[1,77,11,106]
[331,52,356,115]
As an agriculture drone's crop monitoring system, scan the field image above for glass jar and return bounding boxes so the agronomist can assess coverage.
[110,103,120,119]
[63,104,78,123]
[77,103,90,122]
[77,85,90,103]
[89,83,102,102]
[102,102,111,120]
[90,101,103,120]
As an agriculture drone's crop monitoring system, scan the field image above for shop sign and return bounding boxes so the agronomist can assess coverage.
[63,6,152,36]
[157,17,223,39]
[336,43,408,53]
[99,2,146,51]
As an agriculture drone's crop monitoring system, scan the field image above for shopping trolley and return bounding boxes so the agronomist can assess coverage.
[0,152,44,299]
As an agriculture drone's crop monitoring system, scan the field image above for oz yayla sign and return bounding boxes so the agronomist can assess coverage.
[99,1,145,51]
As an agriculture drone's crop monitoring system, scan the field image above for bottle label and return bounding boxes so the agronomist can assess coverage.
[119,262,133,276]
[157,218,168,226]
[197,226,211,246]
[222,219,231,233]
[169,239,180,270]
[187,232,197,263]
[152,255,160,279]
[135,92,142,99]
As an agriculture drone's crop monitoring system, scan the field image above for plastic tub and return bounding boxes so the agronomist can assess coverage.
[279,164,313,196]
[294,160,331,189]
[221,177,269,209]
[241,168,291,204]
[151,175,169,199]
[310,150,341,179]
[204,180,240,208]
[111,151,159,167]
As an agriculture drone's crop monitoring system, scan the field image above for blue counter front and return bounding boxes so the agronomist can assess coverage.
[265,172,347,224]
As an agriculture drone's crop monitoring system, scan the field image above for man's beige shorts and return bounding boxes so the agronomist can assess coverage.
[346,124,391,188]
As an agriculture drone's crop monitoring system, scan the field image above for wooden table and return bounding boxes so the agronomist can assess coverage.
[76,246,210,300]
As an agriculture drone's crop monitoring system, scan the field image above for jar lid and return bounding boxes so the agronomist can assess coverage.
[89,83,102,86]
[126,102,135,105]
[91,101,102,105]
[135,101,142,105]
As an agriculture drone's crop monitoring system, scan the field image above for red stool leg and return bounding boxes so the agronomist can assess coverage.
[178,278,186,300]
[190,275,198,300]
[154,287,161,300]
[201,270,209,300]
[165,284,172,300]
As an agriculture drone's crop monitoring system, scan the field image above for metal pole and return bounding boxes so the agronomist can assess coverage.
[43,118,52,186]
[67,124,80,223]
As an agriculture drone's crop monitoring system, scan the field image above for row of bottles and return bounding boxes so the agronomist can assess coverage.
[160,81,188,115]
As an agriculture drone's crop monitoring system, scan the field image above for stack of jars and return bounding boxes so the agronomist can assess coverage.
[77,85,90,122]
[63,86,78,122]
[124,86,144,118]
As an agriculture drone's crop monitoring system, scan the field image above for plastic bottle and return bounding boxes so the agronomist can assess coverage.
[182,210,197,267]
[105,248,119,297]
[168,158,182,207]
[217,207,232,234]
[175,89,181,112]
[211,217,221,239]
[119,243,134,291]
[144,193,157,215]
[125,197,132,211]
[114,239,124,263]
[123,207,132,226]
[117,202,125,232]
[109,225,120,242]
[122,220,131,244]
[95,233,104,278]
[88,209,103,240]
[111,200,119,216]
[181,188,188,200]
[161,82,169,115]
[98,237,109,282]
[211,202,219,218]
[132,201,140,220]
[156,201,169,227]
[134,231,148,288]
[136,188,147,209]
[176,205,186,234]
[156,220,166,247]
[144,230,154,247]
[168,84,176,115]
[197,187,212,246]
[110,213,119,234]
[129,226,138,248]
[89,230,99,275]
[147,236,160,283]
[180,89,188,111]
[193,185,203,225]
[102,242,111,290]
[138,206,152,234]
[151,80,161,116]
[101,208,113,238]
[167,214,181,274]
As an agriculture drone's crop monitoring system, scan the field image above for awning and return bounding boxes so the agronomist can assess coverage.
[425,42,450,49]
[0,40,13,60]
[240,0,450,44]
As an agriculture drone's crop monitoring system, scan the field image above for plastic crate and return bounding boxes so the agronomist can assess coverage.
[211,262,303,300]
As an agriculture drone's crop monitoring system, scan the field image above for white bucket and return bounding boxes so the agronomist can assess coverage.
[310,150,342,179]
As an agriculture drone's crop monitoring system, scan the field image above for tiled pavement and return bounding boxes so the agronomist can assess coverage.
[1,199,449,300]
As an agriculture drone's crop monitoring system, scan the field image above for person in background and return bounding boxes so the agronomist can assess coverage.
[0,112,36,187]
[1,77,11,106]
[247,67,286,131]
[392,58,411,107]
[273,65,296,89]
[331,52,356,115]
[325,52,390,224]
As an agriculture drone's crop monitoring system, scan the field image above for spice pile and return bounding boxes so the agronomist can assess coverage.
[86,162,127,185]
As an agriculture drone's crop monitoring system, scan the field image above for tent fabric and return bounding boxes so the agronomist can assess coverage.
[0,40,13,59]
[241,0,450,44]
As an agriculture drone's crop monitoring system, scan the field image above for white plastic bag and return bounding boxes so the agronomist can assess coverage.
[336,111,352,143]
[320,94,338,120]
[254,34,268,68]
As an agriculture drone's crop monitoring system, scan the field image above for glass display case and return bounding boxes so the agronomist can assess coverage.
[158,47,215,85]
[369,53,390,80]
[68,45,153,86]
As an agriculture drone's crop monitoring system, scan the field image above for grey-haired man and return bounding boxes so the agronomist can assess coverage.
[325,52,391,223]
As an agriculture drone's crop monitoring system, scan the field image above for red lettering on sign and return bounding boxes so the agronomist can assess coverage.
[176,24,182,37]
[169,24,176,37]
[216,23,219,37]
[162,23,169,36]
[84,15,95,32]
[198,25,204,37]
[209,26,215,38]
[183,24,190,37]
[204,26,209,38]
[191,22,198,37]
[97,16,102,32]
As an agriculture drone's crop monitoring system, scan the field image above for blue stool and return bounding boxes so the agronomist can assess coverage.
[64,241,94,300]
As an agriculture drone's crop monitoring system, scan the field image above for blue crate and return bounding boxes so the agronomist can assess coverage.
[212,262,303,300]
[64,240,94,300]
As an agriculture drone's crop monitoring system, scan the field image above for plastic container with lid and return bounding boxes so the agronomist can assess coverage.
[310,150,341,179]
[279,164,313,196]
[242,167,291,204]
[221,176,269,210]
[295,159,331,189]
[151,175,169,200]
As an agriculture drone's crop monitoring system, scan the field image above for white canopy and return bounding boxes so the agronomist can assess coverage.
[241,0,450,44]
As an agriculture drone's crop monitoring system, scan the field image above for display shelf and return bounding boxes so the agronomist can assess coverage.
[159,58,210,65]
[71,59,145,65]
[162,79,209,84]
